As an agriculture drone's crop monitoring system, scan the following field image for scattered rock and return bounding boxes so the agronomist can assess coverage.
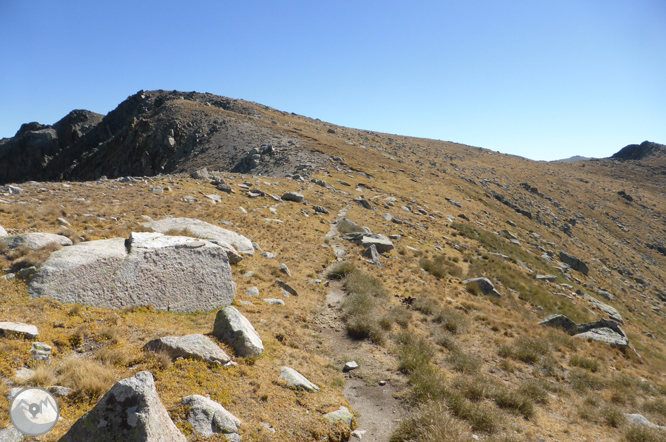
[282,192,304,203]
[584,294,623,324]
[47,385,72,397]
[463,277,501,297]
[30,232,236,313]
[343,361,359,372]
[190,168,210,180]
[0,225,6,237]
[143,334,231,365]
[559,252,589,275]
[279,263,291,277]
[279,367,320,391]
[313,205,329,214]
[264,298,285,306]
[536,275,558,282]
[351,429,367,440]
[181,395,242,440]
[143,217,254,256]
[276,279,298,296]
[30,341,52,362]
[217,184,233,193]
[574,319,629,348]
[212,306,264,357]
[0,233,72,251]
[624,413,666,430]
[617,190,633,202]
[246,287,260,297]
[59,371,187,442]
[362,244,382,267]
[0,425,22,442]
[358,234,394,253]
[261,252,276,259]
[56,217,71,227]
[539,315,577,333]
[0,322,38,339]
[355,197,372,210]
[323,406,353,426]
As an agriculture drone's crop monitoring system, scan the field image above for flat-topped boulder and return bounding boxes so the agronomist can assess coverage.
[142,217,254,256]
[0,322,39,339]
[29,232,236,313]
[359,234,394,253]
[0,232,72,250]
[143,334,231,365]
[59,371,187,442]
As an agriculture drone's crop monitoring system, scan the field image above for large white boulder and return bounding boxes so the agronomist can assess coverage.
[29,232,236,313]
[142,218,254,256]
[212,306,263,357]
[59,371,187,442]
[0,233,72,250]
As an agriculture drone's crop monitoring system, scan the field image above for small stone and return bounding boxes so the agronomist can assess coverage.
[261,252,276,259]
[56,217,72,227]
[279,263,291,277]
[323,406,353,426]
[276,279,298,296]
[280,367,320,391]
[264,299,285,306]
[246,287,260,297]
[282,192,304,203]
[343,361,358,372]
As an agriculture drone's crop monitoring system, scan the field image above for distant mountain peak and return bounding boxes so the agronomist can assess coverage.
[611,141,666,161]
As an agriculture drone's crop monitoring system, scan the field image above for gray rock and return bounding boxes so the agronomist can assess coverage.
[276,279,298,296]
[0,425,22,442]
[359,234,394,253]
[246,287,260,297]
[59,371,187,442]
[144,334,231,365]
[279,367,320,391]
[355,198,372,210]
[191,168,210,180]
[536,275,558,282]
[5,387,21,402]
[16,266,37,280]
[217,184,233,193]
[205,194,222,203]
[574,319,629,347]
[559,252,589,275]
[1,185,23,196]
[181,395,241,438]
[584,295,623,323]
[279,263,291,277]
[261,252,276,259]
[343,361,359,372]
[0,233,72,250]
[595,289,614,301]
[47,385,72,397]
[337,218,361,234]
[624,413,666,430]
[362,244,382,267]
[539,315,577,333]
[143,217,253,257]
[0,322,38,339]
[212,306,263,357]
[263,299,285,306]
[313,206,329,214]
[56,217,71,227]
[382,213,393,222]
[323,406,353,426]
[251,241,261,251]
[0,225,6,237]
[29,232,236,314]
[463,277,501,297]
[282,192,304,202]
[30,341,52,362]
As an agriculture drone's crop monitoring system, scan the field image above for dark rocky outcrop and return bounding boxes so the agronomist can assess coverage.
[611,141,666,161]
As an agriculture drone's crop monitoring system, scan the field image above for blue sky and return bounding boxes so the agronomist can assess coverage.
[1,1,664,161]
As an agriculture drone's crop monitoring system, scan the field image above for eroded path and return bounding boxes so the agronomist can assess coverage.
[315,205,407,442]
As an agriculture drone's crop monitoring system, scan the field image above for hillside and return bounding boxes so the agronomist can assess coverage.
[1,91,666,442]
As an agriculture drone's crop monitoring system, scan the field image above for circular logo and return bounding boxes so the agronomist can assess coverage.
[9,387,60,436]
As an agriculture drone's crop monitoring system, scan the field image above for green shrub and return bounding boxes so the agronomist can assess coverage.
[344,269,388,299]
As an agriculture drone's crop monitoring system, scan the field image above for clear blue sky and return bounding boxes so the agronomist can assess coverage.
[1,1,664,161]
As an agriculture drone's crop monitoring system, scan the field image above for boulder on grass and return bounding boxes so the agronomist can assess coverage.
[181,395,241,440]
[29,232,236,314]
[279,367,320,391]
[142,218,254,256]
[59,371,186,442]
[539,315,577,333]
[463,277,501,297]
[143,334,231,365]
[0,233,72,250]
[0,322,39,339]
[212,306,263,357]
[559,252,589,275]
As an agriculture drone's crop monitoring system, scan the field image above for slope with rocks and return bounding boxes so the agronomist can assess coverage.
[0,95,666,441]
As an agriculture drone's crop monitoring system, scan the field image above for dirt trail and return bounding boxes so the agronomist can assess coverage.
[316,206,407,442]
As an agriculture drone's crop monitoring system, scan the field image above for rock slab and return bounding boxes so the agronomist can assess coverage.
[279,367,320,391]
[0,322,38,339]
[212,307,264,357]
[30,232,236,314]
[143,334,231,365]
[181,395,241,439]
[58,371,187,442]
[0,233,72,250]
[463,277,501,297]
[559,252,589,275]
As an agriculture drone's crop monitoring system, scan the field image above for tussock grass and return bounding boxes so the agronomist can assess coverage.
[419,254,462,279]
[326,261,356,280]
[6,242,62,272]
[341,269,389,344]
[624,425,666,442]
[390,401,471,442]
[434,308,468,334]
[570,370,607,392]
[413,297,439,315]
[570,355,600,372]
[397,333,434,373]
[499,336,551,365]
[56,358,118,400]
[447,350,481,374]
